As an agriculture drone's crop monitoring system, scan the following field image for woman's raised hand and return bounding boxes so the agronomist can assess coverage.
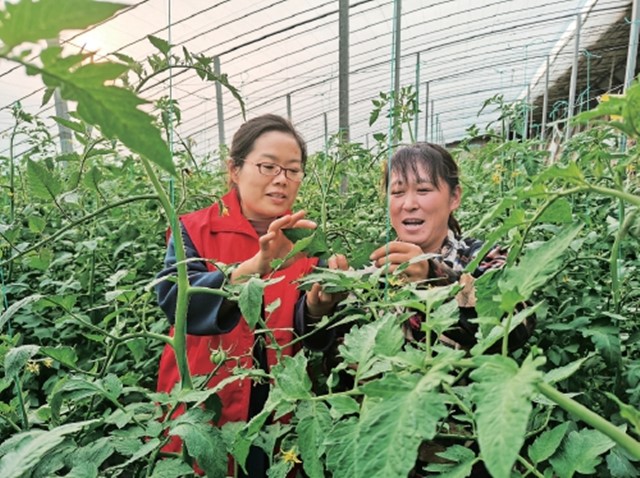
[369,241,430,282]
[257,210,316,273]
[232,211,316,282]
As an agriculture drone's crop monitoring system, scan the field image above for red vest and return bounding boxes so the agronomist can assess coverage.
[157,190,317,447]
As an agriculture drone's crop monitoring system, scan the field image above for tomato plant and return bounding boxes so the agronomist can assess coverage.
[0,1,639,477]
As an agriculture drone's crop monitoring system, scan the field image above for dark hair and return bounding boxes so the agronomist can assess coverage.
[228,114,307,169]
[383,142,462,238]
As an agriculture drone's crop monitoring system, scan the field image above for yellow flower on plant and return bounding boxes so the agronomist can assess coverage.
[491,172,501,184]
[387,275,407,287]
[26,360,40,374]
[281,447,302,464]
[43,357,54,368]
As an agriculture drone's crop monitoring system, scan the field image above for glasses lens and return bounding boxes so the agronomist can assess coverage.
[287,170,304,181]
[258,163,280,175]
[256,163,304,181]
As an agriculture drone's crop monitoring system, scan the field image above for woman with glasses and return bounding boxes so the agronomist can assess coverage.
[155,114,346,477]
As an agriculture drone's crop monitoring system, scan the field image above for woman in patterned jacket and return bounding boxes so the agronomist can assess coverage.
[369,142,534,351]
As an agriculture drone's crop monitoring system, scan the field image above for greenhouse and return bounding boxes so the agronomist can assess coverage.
[0,0,639,477]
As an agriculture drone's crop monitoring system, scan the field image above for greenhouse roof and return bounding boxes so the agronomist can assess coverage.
[0,0,636,160]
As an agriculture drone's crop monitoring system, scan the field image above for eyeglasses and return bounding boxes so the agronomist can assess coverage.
[250,162,305,182]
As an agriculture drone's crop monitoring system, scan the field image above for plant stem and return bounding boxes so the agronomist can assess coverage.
[501,310,513,356]
[312,168,328,233]
[13,375,28,430]
[587,184,640,207]
[424,310,432,360]
[517,455,545,478]
[140,158,192,390]
[0,413,21,433]
[610,208,637,314]
[442,383,473,418]
[6,110,20,283]
[537,381,640,459]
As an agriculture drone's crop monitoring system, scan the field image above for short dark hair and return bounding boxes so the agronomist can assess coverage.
[228,114,307,169]
[383,142,462,237]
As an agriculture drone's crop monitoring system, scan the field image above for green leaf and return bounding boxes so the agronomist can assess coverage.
[27,159,62,200]
[65,462,98,478]
[325,373,449,477]
[4,344,39,377]
[539,198,573,224]
[52,115,85,133]
[41,345,79,368]
[105,408,134,429]
[543,355,592,384]
[425,444,476,477]
[170,408,227,478]
[238,277,264,329]
[535,162,585,184]
[28,215,46,233]
[24,248,53,271]
[265,297,281,315]
[0,294,42,333]
[369,108,380,126]
[605,446,640,478]
[102,373,123,399]
[148,35,171,55]
[470,354,544,478]
[0,0,127,51]
[470,303,540,356]
[26,50,175,175]
[49,375,123,415]
[282,228,330,259]
[116,438,162,470]
[549,428,616,478]
[338,313,403,375]
[229,410,271,471]
[42,86,55,105]
[282,227,314,242]
[348,241,378,269]
[528,422,571,464]
[0,420,99,478]
[266,458,294,478]
[409,282,459,315]
[465,205,524,273]
[68,437,113,470]
[323,417,359,476]
[296,401,332,478]
[270,354,312,402]
[148,458,193,478]
[255,422,288,469]
[582,326,621,366]
[325,395,360,419]
[497,224,582,312]
[72,83,174,175]
[125,337,146,362]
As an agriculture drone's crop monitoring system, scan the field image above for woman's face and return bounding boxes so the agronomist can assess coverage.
[389,164,461,253]
[229,130,303,221]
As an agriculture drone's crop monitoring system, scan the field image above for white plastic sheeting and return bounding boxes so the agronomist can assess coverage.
[0,0,633,160]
